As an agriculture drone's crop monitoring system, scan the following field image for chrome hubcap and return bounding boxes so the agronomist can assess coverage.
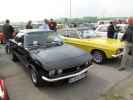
[93,52,102,63]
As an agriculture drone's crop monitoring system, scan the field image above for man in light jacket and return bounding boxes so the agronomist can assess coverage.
[39,19,50,31]
[118,17,133,71]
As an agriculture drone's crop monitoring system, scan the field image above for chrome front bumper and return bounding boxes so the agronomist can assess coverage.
[41,65,93,82]
[112,52,124,58]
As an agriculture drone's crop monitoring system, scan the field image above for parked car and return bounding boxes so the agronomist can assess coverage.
[95,24,127,39]
[9,29,93,87]
[62,28,96,39]
[61,29,124,64]
[0,80,9,100]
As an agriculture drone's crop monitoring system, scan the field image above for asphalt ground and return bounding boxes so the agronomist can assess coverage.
[0,47,133,100]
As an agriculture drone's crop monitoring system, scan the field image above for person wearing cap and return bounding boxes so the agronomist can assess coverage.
[118,17,133,71]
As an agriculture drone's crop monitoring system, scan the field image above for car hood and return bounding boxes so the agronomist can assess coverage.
[31,44,91,71]
[67,37,124,50]
[86,38,124,49]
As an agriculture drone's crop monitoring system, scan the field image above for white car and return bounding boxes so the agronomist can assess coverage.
[95,24,127,39]
[62,28,96,39]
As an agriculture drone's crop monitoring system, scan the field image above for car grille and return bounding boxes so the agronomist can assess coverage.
[63,67,77,74]
[50,64,88,78]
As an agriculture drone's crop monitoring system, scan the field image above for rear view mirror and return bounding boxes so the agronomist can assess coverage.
[18,42,22,46]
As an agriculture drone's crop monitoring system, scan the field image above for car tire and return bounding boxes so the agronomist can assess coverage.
[30,67,44,87]
[92,50,105,64]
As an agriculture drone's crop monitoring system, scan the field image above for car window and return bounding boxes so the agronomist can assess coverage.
[63,30,80,38]
[63,31,70,37]
[24,31,63,47]
[81,30,96,38]
[69,32,79,38]
[64,30,80,38]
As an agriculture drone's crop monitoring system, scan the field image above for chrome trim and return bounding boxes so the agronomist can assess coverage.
[41,65,93,82]
[112,52,124,58]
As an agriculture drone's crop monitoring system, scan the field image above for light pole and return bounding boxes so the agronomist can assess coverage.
[69,0,72,18]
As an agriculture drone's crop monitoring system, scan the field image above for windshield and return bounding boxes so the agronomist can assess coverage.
[79,30,96,38]
[24,31,63,48]
[62,29,96,39]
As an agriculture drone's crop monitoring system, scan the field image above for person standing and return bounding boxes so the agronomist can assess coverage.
[26,20,33,29]
[48,19,57,31]
[39,19,50,30]
[2,19,14,53]
[118,17,133,71]
[107,21,117,39]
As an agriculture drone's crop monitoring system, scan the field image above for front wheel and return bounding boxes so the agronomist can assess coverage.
[30,68,44,87]
[92,50,105,64]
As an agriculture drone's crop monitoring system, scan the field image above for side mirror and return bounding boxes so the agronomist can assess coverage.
[18,42,22,47]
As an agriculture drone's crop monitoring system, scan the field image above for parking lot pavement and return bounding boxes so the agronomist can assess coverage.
[0,48,133,100]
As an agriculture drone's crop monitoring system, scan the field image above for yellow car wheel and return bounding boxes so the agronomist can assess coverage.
[92,50,105,64]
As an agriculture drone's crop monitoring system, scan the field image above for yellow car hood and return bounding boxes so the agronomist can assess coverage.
[79,38,124,50]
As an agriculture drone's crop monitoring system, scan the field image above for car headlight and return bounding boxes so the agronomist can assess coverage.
[116,48,124,54]
[57,69,63,74]
[49,70,56,77]
[85,60,92,67]
[85,62,89,66]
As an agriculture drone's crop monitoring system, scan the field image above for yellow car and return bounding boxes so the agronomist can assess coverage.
[61,29,124,64]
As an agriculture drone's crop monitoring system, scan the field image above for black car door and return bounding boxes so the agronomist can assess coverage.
[15,36,30,67]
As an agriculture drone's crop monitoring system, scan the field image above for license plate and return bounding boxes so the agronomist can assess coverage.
[68,73,86,83]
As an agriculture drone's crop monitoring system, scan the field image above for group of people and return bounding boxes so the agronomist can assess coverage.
[26,18,57,31]
[2,18,57,53]
[107,21,120,39]
[106,17,133,71]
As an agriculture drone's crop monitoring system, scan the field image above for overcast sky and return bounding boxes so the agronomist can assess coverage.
[0,0,132,21]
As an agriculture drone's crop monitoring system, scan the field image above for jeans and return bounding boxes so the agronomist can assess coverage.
[120,42,133,68]
[5,39,11,54]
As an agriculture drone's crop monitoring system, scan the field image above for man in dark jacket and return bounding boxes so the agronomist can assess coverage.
[118,17,133,71]
[2,19,14,53]
[26,20,33,29]
[3,19,14,41]
[107,21,117,38]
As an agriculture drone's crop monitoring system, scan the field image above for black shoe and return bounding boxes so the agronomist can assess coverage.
[118,67,126,71]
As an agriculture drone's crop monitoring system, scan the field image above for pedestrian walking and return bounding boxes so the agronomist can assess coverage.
[107,21,117,39]
[39,19,50,30]
[2,19,14,54]
[26,20,33,29]
[118,17,133,71]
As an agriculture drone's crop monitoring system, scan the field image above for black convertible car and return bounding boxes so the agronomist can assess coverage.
[9,29,92,87]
